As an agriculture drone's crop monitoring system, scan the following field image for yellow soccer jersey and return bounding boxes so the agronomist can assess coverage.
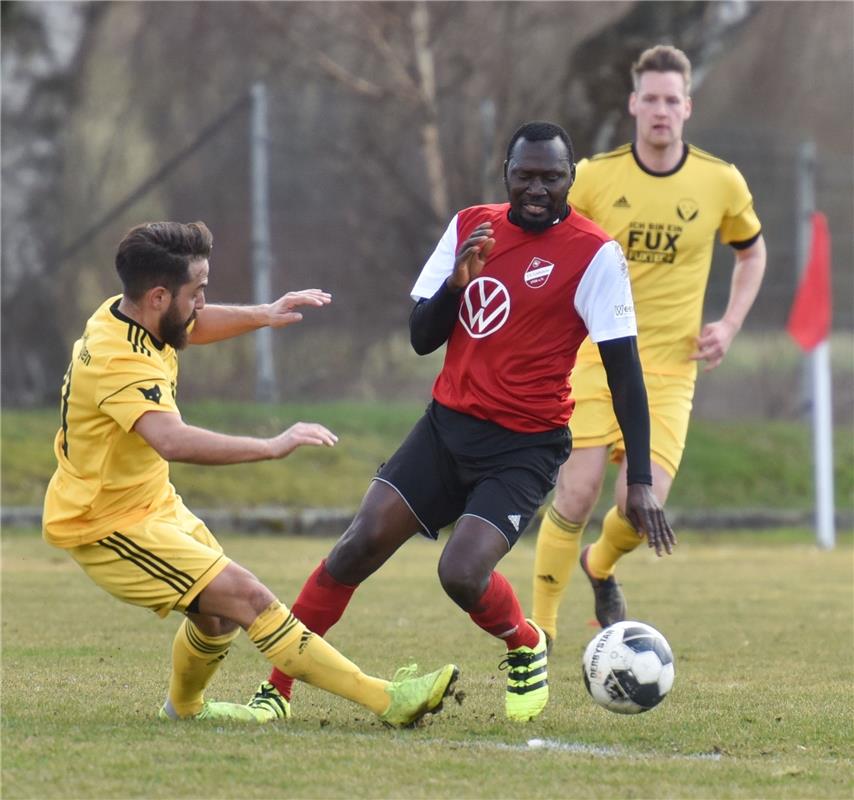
[43,296,181,548]
[570,143,761,377]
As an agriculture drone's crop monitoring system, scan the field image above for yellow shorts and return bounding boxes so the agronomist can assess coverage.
[69,496,231,618]
[568,360,695,478]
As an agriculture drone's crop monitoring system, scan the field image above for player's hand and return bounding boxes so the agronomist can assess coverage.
[268,422,338,458]
[624,484,676,557]
[689,319,738,372]
[265,289,332,328]
[447,222,495,291]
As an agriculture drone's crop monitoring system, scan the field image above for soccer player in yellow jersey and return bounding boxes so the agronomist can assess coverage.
[532,45,767,640]
[43,221,458,725]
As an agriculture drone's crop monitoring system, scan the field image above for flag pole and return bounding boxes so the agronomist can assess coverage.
[794,142,835,549]
[811,338,835,549]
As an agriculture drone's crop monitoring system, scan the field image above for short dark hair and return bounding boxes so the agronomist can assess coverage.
[505,121,574,166]
[115,221,212,300]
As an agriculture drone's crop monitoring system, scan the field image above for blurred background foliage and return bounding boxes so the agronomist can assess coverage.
[2,1,852,417]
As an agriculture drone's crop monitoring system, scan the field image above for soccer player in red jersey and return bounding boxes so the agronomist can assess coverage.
[251,122,674,723]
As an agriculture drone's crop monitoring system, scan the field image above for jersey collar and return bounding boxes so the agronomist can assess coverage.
[631,142,689,177]
[506,203,570,230]
[110,298,166,351]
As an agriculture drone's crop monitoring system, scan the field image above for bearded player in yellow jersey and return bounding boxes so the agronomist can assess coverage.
[43,221,457,726]
[532,45,767,641]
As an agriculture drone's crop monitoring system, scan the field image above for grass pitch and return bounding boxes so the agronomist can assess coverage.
[3,403,853,511]
[2,528,851,799]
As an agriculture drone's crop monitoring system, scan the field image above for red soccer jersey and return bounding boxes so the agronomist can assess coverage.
[411,204,637,432]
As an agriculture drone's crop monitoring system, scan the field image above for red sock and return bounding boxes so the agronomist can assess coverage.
[468,571,538,650]
[268,559,358,699]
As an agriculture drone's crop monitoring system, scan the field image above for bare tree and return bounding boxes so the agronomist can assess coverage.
[562,1,760,155]
[2,1,105,405]
[251,1,453,238]
[16,0,848,406]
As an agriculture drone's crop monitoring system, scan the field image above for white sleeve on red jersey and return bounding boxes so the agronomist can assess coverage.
[410,214,460,300]
[574,240,638,343]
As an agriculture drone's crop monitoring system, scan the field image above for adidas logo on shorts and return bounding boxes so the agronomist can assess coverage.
[508,514,521,531]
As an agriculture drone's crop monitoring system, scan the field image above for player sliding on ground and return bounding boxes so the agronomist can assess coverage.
[250,121,673,724]
[42,221,458,726]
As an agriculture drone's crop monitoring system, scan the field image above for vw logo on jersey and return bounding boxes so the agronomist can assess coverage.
[524,257,555,289]
[459,277,511,338]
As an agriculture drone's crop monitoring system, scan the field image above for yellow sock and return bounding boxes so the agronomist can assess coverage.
[168,618,239,717]
[247,600,390,716]
[587,506,642,578]
[532,506,584,640]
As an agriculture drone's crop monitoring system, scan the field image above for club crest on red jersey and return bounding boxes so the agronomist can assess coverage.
[459,277,511,338]
[523,257,555,289]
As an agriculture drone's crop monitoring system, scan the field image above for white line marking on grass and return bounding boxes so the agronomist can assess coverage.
[525,738,623,756]
[491,737,722,761]
[520,738,723,761]
[371,733,723,762]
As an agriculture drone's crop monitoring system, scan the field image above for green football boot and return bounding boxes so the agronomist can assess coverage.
[502,620,549,722]
[379,663,459,727]
[158,698,276,723]
[247,680,292,721]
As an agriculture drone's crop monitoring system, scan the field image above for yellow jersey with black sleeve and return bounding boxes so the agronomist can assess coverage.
[570,143,761,379]
[43,296,182,548]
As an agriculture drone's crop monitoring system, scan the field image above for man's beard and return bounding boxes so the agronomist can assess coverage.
[517,214,558,233]
[160,302,195,349]
[511,202,567,233]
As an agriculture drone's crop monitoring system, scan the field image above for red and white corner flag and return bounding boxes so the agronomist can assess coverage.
[787,212,832,351]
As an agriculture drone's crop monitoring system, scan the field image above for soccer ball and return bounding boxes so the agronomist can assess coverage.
[582,621,675,714]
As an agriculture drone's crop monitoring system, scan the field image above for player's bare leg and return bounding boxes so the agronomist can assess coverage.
[325,480,422,584]
[438,517,509,611]
[613,458,673,514]
[441,517,548,721]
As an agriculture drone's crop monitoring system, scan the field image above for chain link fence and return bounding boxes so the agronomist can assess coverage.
[54,99,852,418]
[694,126,852,331]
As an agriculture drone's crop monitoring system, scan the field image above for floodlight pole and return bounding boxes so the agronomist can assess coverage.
[795,141,835,549]
[250,82,278,403]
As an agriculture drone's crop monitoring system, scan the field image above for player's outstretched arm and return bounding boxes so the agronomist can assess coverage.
[690,235,766,372]
[189,289,332,345]
[598,336,676,556]
[133,410,337,464]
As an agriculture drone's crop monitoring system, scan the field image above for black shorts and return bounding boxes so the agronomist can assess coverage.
[375,401,571,547]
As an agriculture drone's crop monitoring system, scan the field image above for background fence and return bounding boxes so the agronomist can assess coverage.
[3,1,852,417]
[47,96,854,421]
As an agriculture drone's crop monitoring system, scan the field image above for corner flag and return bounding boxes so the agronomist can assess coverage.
[787,212,831,351]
